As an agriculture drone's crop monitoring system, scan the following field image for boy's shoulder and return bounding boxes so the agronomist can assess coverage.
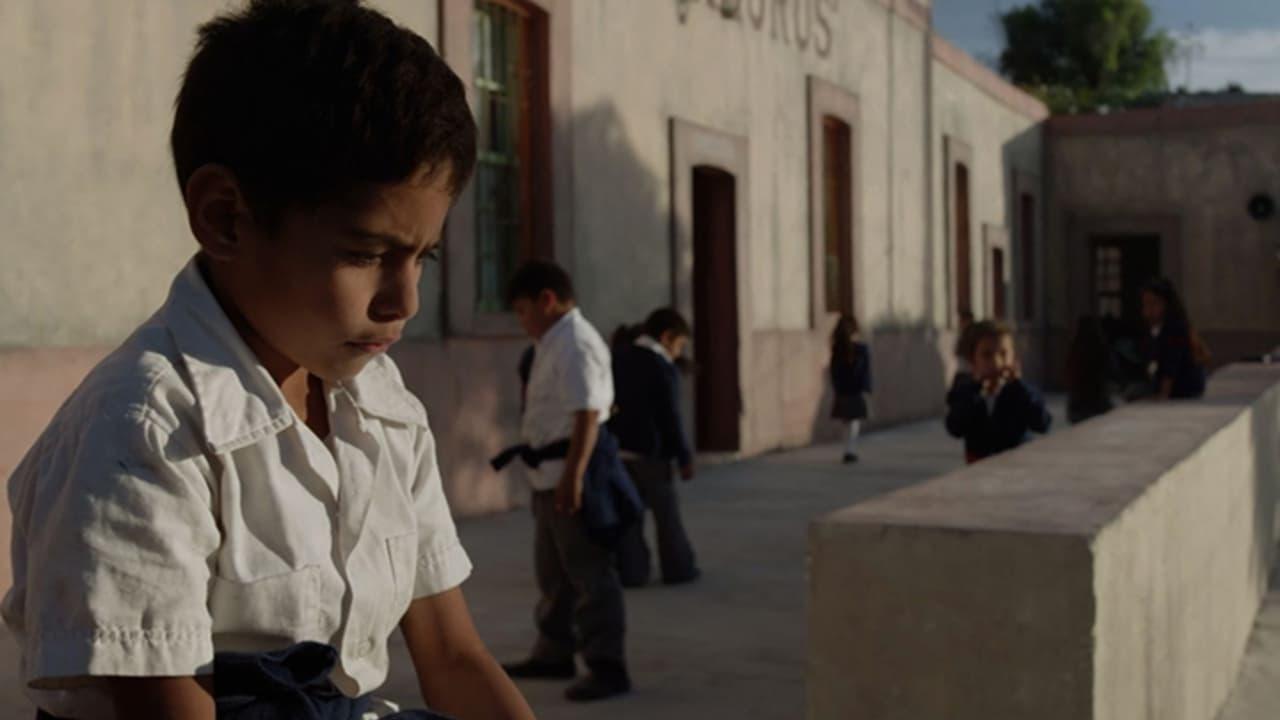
[13,316,201,490]
[60,315,198,433]
[566,311,610,354]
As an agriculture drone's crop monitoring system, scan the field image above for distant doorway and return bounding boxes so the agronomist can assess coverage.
[1091,234,1161,384]
[991,246,1007,321]
[1091,234,1161,328]
[954,162,973,317]
[691,165,741,453]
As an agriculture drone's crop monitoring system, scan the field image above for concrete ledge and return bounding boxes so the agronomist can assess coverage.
[808,364,1280,719]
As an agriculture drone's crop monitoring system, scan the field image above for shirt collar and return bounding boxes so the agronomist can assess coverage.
[336,356,428,428]
[163,258,424,454]
[635,334,672,364]
[537,307,580,347]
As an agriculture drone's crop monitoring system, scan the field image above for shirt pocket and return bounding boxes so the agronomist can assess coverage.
[209,565,320,638]
[384,532,419,614]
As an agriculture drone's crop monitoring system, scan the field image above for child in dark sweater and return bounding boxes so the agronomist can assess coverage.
[609,308,700,587]
[946,321,1051,463]
[829,314,872,464]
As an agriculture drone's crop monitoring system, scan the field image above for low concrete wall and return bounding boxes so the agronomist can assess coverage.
[808,364,1280,719]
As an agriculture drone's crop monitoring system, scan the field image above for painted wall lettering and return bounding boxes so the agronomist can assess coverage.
[677,0,837,58]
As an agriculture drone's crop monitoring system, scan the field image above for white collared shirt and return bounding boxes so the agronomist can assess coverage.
[635,334,673,364]
[520,308,613,491]
[2,259,471,719]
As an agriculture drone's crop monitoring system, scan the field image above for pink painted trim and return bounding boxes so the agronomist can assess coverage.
[1048,99,1280,136]
[868,0,931,32]
[893,0,931,32]
[930,35,1049,122]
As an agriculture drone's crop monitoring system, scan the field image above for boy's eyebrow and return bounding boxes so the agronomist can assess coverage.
[345,228,430,251]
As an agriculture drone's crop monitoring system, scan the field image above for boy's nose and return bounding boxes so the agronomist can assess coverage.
[372,265,419,322]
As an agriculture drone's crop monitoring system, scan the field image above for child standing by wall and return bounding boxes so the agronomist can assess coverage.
[1066,314,1116,424]
[829,315,872,464]
[610,308,700,588]
[945,321,1052,463]
[1140,277,1209,400]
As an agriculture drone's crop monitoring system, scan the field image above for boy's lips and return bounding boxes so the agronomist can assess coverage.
[346,336,400,353]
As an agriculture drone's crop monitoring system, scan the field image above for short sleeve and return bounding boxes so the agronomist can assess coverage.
[408,423,472,599]
[561,336,614,414]
[11,408,220,686]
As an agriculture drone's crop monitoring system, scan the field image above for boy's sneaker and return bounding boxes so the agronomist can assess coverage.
[501,657,576,680]
[842,453,859,464]
[565,669,631,702]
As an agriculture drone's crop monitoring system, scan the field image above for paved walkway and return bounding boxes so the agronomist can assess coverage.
[1,400,1276,718]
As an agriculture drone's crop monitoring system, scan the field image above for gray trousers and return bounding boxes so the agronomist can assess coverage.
[616,458,699,586]
[531,491,627,673]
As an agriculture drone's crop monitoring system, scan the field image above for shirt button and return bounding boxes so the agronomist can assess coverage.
[357,638,375,656]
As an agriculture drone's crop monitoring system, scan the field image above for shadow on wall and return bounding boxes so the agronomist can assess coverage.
[396,102,671,516]
[1002,126,1052,386]
[567,103,668,334]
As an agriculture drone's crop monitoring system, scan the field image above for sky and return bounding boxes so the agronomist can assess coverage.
[932,0,1280,92]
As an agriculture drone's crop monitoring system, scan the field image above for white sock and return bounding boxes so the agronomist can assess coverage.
[844,420,861,456]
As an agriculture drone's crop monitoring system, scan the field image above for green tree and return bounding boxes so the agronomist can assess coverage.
[998,0,1176,114]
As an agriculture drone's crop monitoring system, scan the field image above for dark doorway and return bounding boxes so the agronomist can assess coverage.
[1091,234,1161,386]
[692,165,741,453]
[991,246,1007,321]
[1019,193,1035,320]
[822,116,853,316]
[1090,235,1161,328]
[955,163,972,317]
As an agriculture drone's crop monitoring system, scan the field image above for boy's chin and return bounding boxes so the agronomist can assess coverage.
[310,355,376,384]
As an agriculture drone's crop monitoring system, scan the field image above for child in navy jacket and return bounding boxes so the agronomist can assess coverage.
[829,315,872,464]
[609,308,700,587]
[946,321,1052,463]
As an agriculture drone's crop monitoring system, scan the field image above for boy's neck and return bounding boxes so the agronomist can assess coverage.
[537,303,576,339]
[196,255,308,392]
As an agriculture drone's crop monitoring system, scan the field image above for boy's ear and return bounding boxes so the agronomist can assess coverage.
[184,164,249,262]
[537,288,558,312]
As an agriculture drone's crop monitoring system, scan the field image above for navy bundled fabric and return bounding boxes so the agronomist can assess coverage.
[945,376,1052,461]
[1144,320,1207,399]
[829,341,872,421]
[35,642,450,720]
[609,341,693,467]
[491,426,643,549]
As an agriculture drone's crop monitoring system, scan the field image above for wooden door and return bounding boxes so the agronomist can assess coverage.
[692,166,741,452]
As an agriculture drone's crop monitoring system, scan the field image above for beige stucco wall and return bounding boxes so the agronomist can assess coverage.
[569,0,902,335]
[930,59,1044,328]
[0,0,1047,536]
[808,364,1280,719]
[1046,118,1280,381]
[0,0,443,347]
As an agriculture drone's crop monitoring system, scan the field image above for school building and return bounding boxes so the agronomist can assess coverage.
[2,0,1278,565]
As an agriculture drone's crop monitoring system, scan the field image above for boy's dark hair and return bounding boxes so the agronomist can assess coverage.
[506,260,576,306]
[642,308,691,341]
[1141,277,1211,366]
[171,0,476,226]
[613,308,692,351]
[830,314,860,364]
[966,320,1013,360]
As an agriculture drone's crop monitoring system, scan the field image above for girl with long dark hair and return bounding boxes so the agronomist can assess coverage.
[829,314,872,464]
[1140,278,1209,399]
